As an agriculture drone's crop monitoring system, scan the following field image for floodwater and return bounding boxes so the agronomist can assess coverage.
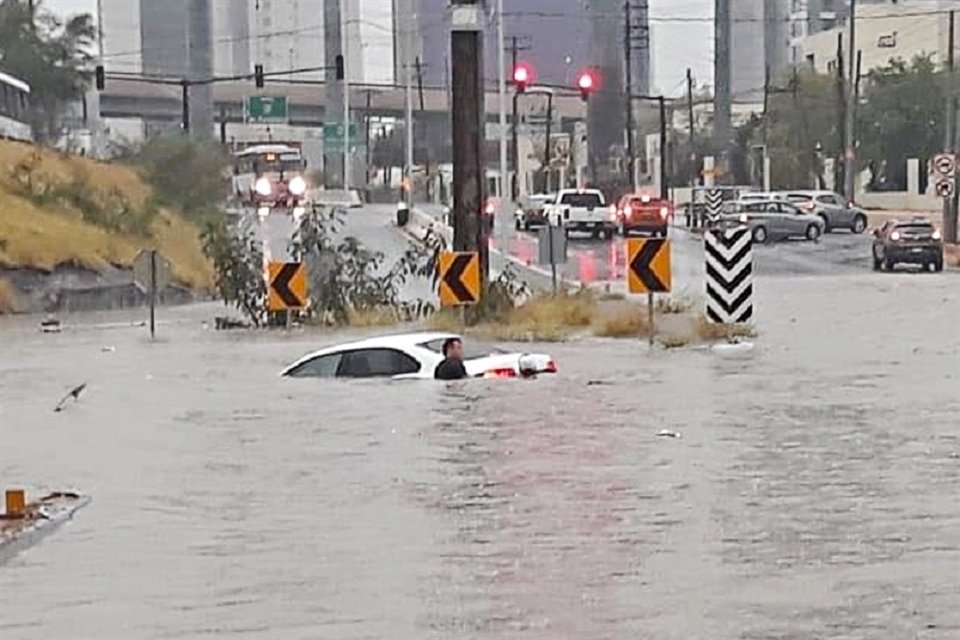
[1,273,958,639]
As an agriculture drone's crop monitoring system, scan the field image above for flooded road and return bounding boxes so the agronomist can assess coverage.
[1,271,959,639]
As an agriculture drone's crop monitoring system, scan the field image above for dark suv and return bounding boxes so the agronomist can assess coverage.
[872,219,943,272]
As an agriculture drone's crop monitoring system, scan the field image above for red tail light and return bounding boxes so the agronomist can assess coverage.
[545,360,557,373]
[624,205,633,216]
[486,367,517,378]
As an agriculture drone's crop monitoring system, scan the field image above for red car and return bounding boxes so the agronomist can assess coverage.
[615,193,672,237]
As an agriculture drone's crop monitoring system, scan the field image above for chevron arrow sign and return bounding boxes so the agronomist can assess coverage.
[705,189,724,222]
[704,226,753,324]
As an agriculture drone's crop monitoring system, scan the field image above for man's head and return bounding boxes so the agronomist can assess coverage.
[442,337,464,360]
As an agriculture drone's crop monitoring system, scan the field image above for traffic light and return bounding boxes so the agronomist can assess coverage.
[94,64,105,90]
[577,69,597,102]
[335,55,344,81]
[512,63,532,93]
[254,63,264,88]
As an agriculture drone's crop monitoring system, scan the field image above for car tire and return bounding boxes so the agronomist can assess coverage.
[806,224,822,242]
[934,257,944,272]
[515,218,522,231]
[872,257,882,271]
[751,226,768,244]
[884,257,895,272]
[818,213,831,233]
[602,228,614,240]
[851,215,867,234]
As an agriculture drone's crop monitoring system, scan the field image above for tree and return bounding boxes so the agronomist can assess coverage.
[0,0,95,141]
[857,56,945,190]
[130,135,229,220]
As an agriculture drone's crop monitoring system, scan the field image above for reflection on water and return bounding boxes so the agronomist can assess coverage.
[1,275,958,639]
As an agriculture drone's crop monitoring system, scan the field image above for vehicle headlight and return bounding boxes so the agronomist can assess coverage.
[288,176,306,195]
[739,214,749,223]
[254,176,272,196]
[659,206,669,219]
[257,206,270,220]
[890,231,901,241]
[932,229,942,240]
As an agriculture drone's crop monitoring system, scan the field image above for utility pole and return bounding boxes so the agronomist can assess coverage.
[404,2,415,205]
[497,0,508,227]
[843,0,857,201]
[365,90,372,185]
[343,44,351,190]
[624,1,636,190]
[835,32,845,192]
[508,36,530,201]
[450,0,487,285]
[658,95,667,200]
[686,68,695,190]
[945,9,957,243]
[714,0,732,177]
[544,92,553,192]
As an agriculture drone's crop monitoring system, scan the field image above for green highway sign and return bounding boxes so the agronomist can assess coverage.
[323,121,361,152]
[246,96,288,123]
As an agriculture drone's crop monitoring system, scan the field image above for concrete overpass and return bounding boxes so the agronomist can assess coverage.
[98,79,587,127]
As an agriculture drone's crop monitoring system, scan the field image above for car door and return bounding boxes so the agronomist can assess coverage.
[816,193,848,226]
[777,202,807,236]
[762,201,791,237]
[336,348,421,378]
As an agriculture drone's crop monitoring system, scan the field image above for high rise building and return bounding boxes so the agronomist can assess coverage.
[418,0,588,88]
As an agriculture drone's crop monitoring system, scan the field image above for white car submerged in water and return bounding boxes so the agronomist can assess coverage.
[281,332,557,379]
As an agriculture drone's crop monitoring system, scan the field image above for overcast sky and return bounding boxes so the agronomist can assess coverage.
[41,0,714,97]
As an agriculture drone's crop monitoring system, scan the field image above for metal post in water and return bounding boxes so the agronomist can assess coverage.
[149,249,157,339]
[647,292,654,347]
[549,227,557,295]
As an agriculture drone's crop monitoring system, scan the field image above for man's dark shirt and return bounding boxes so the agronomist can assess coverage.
[434,358,468,380]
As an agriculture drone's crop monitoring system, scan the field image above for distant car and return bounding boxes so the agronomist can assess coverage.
[514,193,555,230]
[720,199,824,243]
[780,190,868,233]
[614,193,671,237]
[871,218,943,272]
[544,189,616,239]
[280,332,558,379]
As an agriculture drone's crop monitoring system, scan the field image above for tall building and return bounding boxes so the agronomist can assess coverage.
[418,0,588,88]
[249,0,324,79]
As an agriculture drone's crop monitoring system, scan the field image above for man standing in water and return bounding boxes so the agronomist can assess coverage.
[434,337,469,380]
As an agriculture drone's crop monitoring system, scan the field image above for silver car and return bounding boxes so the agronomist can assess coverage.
[779,190,869,234]
[721,199,825,243]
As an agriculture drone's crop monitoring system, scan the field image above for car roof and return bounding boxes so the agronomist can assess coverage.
[782,190,837,197]
[284,331,458,370]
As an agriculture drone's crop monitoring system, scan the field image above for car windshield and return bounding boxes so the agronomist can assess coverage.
[894,223,934,234]
[784,194,813,202]
[420,339,506,359]
[559,192,603,207]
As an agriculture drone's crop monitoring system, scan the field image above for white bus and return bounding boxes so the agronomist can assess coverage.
[231,143,309,209]
[0,70,31,142]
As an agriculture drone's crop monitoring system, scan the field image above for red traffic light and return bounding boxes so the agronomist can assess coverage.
[512,63,533,93]
[577,68,598,101]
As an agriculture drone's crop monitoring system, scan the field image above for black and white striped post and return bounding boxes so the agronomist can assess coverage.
[704,226,753,324]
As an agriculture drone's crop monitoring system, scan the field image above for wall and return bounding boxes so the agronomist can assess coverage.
[802,1,955,74]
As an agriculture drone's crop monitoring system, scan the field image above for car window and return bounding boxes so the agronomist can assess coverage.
[559,192,603,208]
[419,339,504,360]
[286,353,342,378]
[785,193,812,203]
[337,348,420,378]
[893,223,934,235]
[817,194,840,206]
[780,202,801,215]
[743,202,767,213]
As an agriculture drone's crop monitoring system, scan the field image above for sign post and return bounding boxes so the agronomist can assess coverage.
[537,225,567,294]
[933,153,957,201]
[133,249,171,339]
[626,238,672,346]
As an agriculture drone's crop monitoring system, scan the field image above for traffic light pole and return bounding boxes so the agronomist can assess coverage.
[624,1,635,190]
[450,0,488,289]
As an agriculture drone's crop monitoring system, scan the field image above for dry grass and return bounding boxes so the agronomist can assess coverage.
[428,291,597,342]
[695,313,757,341]
[0,140,213,293]
[347,307,406,327]
[0,277,17,314]
[0,139,149,207]
[591,304,649,338]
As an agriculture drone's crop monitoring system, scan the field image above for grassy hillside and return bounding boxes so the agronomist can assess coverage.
[0,140,214,298]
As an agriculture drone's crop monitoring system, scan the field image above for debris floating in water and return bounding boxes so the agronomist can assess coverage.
[53,383,87,413]
[656,429,681,439]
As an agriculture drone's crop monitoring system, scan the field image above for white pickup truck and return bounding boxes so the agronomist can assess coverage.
[544,188,616,239]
